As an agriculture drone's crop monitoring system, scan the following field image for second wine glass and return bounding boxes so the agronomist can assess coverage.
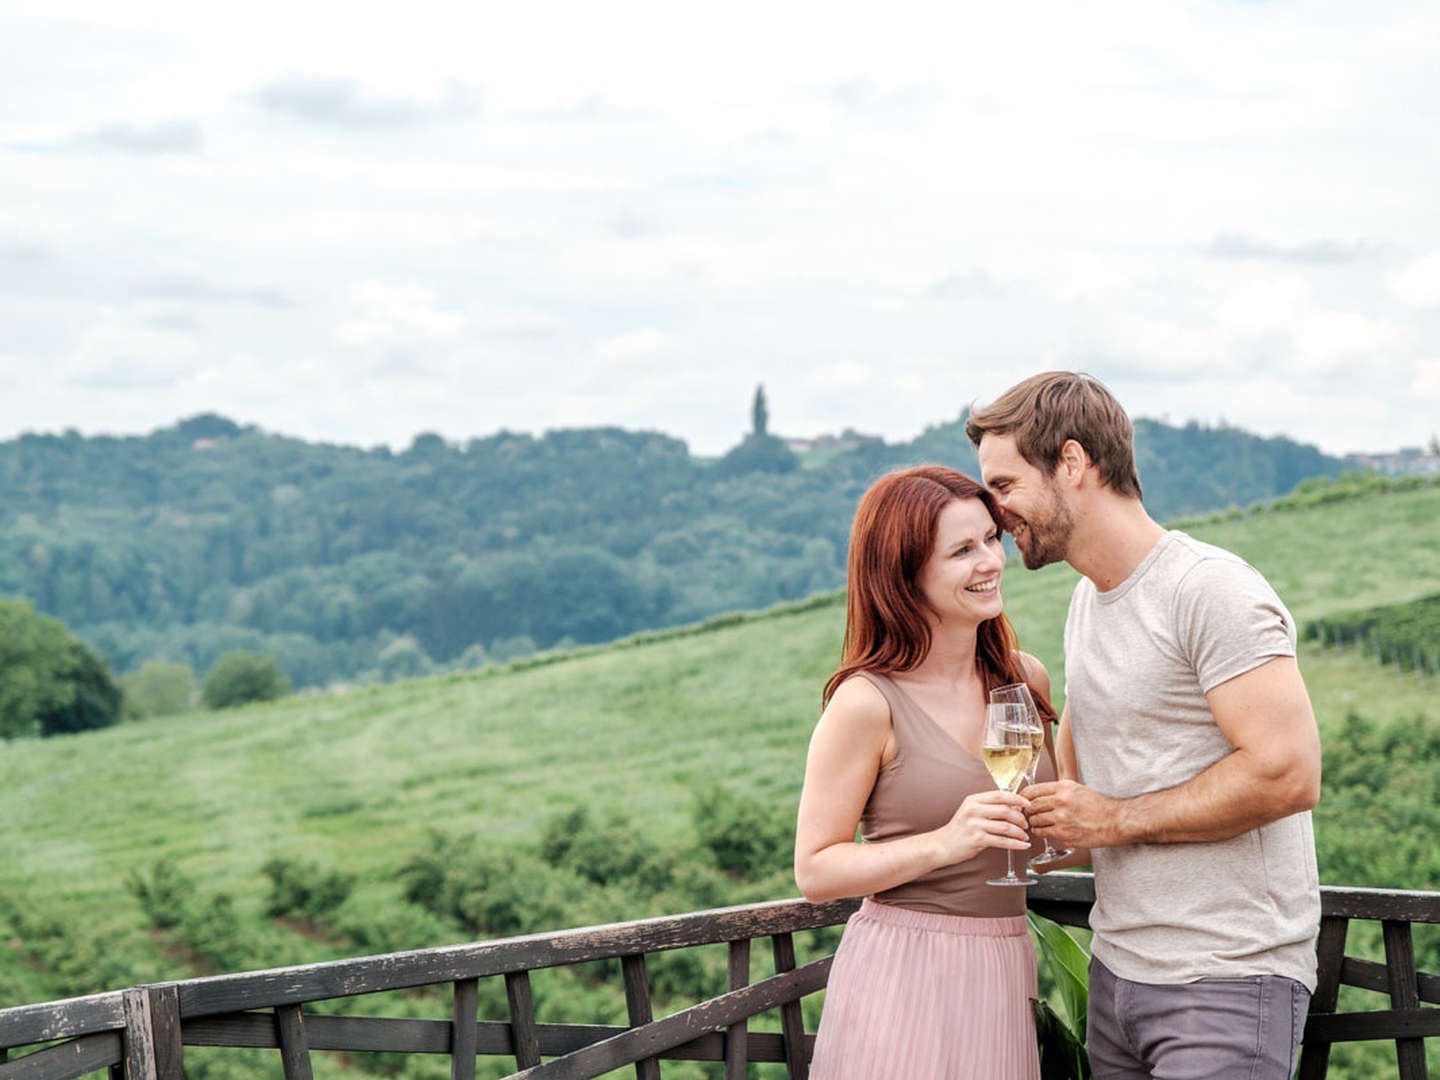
[988,682,1073,869]
[982,700,1041,887]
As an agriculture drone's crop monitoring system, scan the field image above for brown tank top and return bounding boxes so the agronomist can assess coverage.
[856,670,1058,917]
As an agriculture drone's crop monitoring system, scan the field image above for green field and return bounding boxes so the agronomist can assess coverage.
[3,476,1438,1078]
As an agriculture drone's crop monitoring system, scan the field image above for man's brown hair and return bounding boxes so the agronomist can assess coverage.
[965,371,1143,499]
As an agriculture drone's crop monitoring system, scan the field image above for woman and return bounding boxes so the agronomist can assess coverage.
[795,465,1061,1079]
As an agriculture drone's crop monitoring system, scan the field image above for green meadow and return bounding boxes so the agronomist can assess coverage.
[2,474,1438,1078]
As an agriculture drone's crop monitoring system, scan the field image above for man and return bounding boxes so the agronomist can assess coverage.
[968,371,1321,1080]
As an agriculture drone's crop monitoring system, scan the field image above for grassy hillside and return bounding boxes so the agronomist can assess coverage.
[2,475,1437,1078]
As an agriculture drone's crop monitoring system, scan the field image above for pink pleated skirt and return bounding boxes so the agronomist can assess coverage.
[808,898,1040,1079]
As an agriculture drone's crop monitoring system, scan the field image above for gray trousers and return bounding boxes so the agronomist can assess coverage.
[1088,958,1310,1080]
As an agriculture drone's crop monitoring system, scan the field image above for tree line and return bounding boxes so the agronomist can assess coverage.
[0,404,1343,694]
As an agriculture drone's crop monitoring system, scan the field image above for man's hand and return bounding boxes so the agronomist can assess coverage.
[1021,779,1130,850]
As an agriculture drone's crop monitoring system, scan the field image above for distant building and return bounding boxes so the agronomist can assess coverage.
[1345,448,1440,476]
[784,429,883,454]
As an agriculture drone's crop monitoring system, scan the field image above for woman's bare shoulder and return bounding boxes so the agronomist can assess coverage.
[825,671,890,722]
[1013,650,1052,697]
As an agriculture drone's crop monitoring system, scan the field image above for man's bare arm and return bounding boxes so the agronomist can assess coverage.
[1024,656,1320,848]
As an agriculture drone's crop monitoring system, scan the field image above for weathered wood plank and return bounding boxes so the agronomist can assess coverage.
[451,979,478,1080]
[1341,956,1440,1005]
[1381,920,1427,1080]
[505,971,541,1069]
[183,1013,450,1052]
[179,1013,805,1061]
[1297,916,1349,1080]
[0,1033,123,1080]
[175,898,860,1017]
[121,989,157,1080]
[1304,1008,1440,1043]
[1321,888,1440,923]
[274,1005,314,1080]
[144,987,182,1080]
[772,934,808,1080]
[724,938,750,1080]
[0,993,127,1054]
[506,956,833,1080]
[620,955,660,1080]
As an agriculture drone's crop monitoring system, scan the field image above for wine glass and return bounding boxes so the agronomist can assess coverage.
[989,683,1073,869]
[982,701,1041,887]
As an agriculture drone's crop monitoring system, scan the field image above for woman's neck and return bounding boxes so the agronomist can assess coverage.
[908,618,981,689]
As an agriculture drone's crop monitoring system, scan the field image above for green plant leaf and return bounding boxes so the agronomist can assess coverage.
[1032,998,1091,1080]
[1028,911,1091,1044]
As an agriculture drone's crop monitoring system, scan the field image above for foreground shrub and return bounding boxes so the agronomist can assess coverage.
[126,858,194,930]
[261,857,354,920]
[692,785,794,877]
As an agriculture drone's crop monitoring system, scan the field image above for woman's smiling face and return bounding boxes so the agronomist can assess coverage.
[916,497,1006,626]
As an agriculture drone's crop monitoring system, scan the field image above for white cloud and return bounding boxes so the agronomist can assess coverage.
[334,285,465,347]
[808,362,871,388]
[1216,277,1309,334]
[1411,360,1440,401]
[1392,254,1440,309]
[596,329,677,362]
[63,313,201,389]
[1291,311,1411,375]
[3,0,1440,462]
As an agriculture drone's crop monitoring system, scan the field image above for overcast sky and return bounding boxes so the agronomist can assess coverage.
[3,0,1438,457]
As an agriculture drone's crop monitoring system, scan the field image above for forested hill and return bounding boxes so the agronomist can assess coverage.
[0,411,1342,687]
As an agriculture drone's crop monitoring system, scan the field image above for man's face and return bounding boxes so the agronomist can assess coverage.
[976,433,1075,570]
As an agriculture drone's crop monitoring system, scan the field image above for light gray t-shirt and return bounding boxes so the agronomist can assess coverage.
[1064,530,1319,990]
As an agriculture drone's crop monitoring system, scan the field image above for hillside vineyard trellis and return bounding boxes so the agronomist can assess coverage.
[1,875,1438,1080]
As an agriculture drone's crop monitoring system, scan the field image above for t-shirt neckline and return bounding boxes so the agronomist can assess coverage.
[1093,530,1184,605]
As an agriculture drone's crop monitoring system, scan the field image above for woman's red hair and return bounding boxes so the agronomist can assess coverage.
[822,464,1057,725]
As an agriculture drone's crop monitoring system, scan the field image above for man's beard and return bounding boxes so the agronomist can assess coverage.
[1012,484,1074,570]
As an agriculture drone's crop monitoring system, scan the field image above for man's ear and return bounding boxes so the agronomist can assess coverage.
[1056,439,1091,487]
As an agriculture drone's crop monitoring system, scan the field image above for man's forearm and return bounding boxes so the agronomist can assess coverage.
[1113,747,1318,845]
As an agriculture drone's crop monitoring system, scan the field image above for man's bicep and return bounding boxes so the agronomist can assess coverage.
[1206,655,1319,779]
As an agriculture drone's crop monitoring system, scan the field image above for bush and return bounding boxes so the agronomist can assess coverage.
[692,785,794,877]
[126,858,195,931]
[35,639,123,736]
[0,597,123,738]
[261,857,354,920]
[121,659,196,718]
[202,652,290,709]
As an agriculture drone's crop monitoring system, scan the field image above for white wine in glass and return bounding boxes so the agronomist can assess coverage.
[983,702,1040,887]
[989,682,1073,869]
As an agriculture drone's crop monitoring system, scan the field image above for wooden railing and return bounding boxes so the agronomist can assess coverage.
[1,874,1436,1080]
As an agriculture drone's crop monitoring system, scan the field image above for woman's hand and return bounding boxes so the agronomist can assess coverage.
[933,789,1032,866]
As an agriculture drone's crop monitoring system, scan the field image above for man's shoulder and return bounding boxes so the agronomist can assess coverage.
[1159,532,1264,589]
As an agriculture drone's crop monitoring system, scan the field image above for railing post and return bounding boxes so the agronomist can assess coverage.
[1382,920,1427,1080]
[724,939,751,1080]
[145,987,183,1080]
[274,1004,314,1080]
[121,989,157,1080]
[771,933,808,1080]
[1298,915,1349,1080]
[452,978,479,1080]
[505,971,542,1070]
[621,954,661,1080]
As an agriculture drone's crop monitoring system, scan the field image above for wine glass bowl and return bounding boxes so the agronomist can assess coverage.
[988,682,1073,870]
[982,700,1042,887]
